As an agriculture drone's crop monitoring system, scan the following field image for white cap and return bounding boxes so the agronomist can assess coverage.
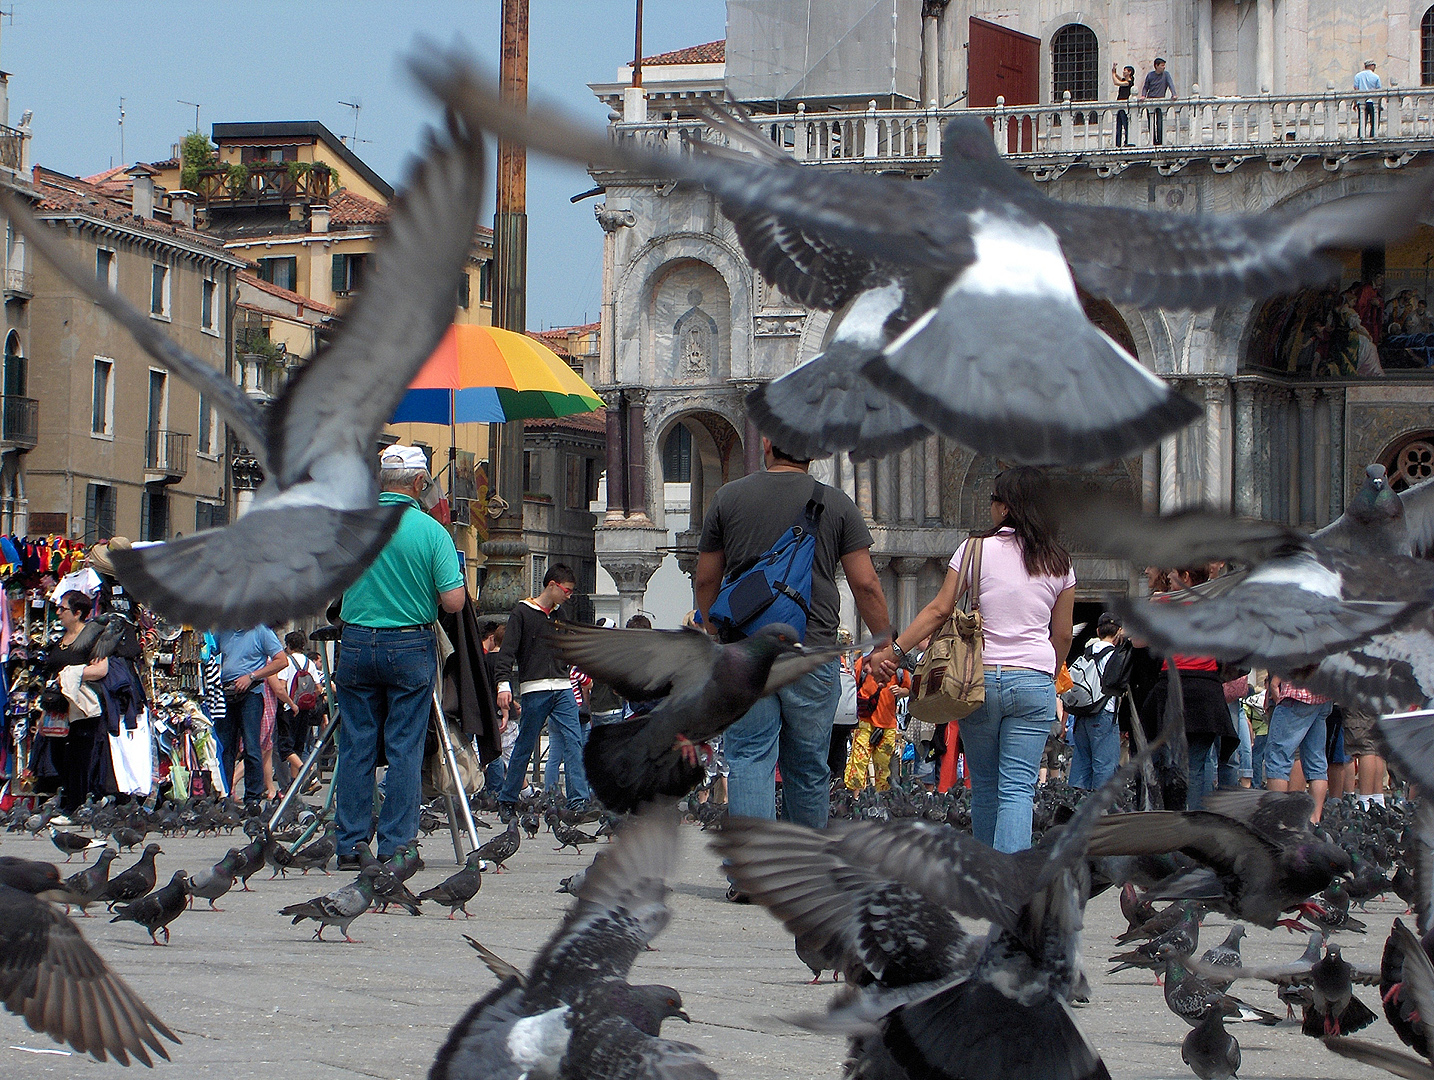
[380,444,429,471]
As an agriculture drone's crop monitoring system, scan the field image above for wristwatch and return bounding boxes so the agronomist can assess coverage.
[890,641,906,662]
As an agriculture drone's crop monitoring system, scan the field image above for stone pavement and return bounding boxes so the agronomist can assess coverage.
[0,818,1418,1080]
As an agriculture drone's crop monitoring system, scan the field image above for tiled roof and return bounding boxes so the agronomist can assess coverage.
[328,189,389,226]
[526,410,606,433]
[149,157,180,170]
[30,167,235,257]
[642,39,724,66]
[80,164,130,196]
[237,269,336,316]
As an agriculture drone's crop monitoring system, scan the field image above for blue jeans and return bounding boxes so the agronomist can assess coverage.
[960,667,1056,853]
[1069,706,1119,790]
[333,626,437,858]
[1187,733,1219,809]
[1265,700,1332,782]
[1252,732,1268,787]
[500,688,589,807]
[217,688,265,802]
[725,659,839,828]
[483,757,506,793]
[545,713,590,795]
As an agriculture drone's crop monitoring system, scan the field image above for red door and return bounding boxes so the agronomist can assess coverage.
[967,17,1040,152]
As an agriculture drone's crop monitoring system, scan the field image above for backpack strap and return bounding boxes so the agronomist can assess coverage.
[800,478,826,532]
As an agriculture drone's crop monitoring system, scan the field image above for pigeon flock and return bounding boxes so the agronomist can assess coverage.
[6,40,1434,1080]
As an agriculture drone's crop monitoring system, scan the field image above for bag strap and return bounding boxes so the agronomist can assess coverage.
[801,478,826,531]
[957,537,983,615]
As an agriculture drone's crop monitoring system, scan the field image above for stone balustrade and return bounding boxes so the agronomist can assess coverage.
[613,86,1434,170]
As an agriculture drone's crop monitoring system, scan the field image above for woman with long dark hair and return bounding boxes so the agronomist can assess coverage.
[873,467,1074,851]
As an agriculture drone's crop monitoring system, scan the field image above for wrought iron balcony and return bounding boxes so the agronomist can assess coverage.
[145,428,189,483]
[0,395,37,450]
[0,124,25,172]
[612,86,1434,173]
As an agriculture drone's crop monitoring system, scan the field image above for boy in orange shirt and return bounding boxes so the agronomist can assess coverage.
[844,653,911,791]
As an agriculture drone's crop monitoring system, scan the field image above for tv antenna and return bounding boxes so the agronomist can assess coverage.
[178,99,201,134]
[338,100,371,147]
[118,97,126,164]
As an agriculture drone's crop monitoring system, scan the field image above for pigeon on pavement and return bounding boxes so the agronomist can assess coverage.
[57,847,120,916]
[1199,925,1247,991]
[1182,1005,1243,1080]
[289,827,337,875]
[1087,791,1352,930]
[1187,931,1324,1020]
[552,621,860,813]
[1301,942,1381,1038]
[430,807,711,1080]
[549,811,600,853]
[474,818,521,872]
[97,842,162,910]
[0,72,486,630]
[280,865,382,943]
[420,850,483,919]
[419,53,1434,468]
[110,869,191,945]
[188,848,245,911]
[1108,902,1203,978]
[0,880,181,1065]
[1157,945,1281,1026]
[50,828,106,862]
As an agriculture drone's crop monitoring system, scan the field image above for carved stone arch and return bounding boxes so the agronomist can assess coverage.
[613,232,754,386]
[1381,428,1434,490]
[650,403,747,533]
[1037,13,1110,106]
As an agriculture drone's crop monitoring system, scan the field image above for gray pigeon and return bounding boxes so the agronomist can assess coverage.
[1182,1005,1242,1080]
[1158,945,1280,1026]
[56,847,119,917]
[0,881,180,1065]
[1199,925,1247,992]
[429,807,713,1080]
[1328,919,1434,1078]
[188,848,245,911]
[1301,942,1380,1038]
[1316,464,1434,559]
[553,621,858,813]
[474,818,521,872]
[1187,932,1325,1021]
[97,842,162,910]
[110,869,191,946]
[420,850,483,919]
[0,73,486,630]
[279,865,382,943]
[419,53,1434,468]
[50,828,106,862]
[290,827,338,875]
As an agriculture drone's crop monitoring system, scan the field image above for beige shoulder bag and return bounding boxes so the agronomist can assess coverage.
[909,537,986,723]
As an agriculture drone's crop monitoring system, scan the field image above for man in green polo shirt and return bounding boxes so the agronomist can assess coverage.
[334,444,467,868]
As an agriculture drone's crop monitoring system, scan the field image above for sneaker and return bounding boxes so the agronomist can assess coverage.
[725,883,750,904]
[498,802,518,823]
[337,853,362,871]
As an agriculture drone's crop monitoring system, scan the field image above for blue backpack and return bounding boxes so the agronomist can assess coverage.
[707,481,825,644]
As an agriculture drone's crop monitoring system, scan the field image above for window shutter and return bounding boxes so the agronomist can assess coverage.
[85,484,98,544]
[141,491,151,541]
[332,253,346,293]
[457,272,470,309]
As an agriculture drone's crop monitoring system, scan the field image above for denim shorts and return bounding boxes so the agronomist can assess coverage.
[1264,700,1332,782]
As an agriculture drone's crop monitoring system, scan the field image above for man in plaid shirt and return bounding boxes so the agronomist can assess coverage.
[1264,675,1332,822]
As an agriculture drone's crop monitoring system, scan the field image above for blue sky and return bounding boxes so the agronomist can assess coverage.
[4,0,727,330]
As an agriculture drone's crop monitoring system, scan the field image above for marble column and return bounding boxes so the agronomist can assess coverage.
[594,203,635,385]
[601,389,625,522]
[923,436,941,523]
[1256,0,1276,91]
[899,447,917,524]
[1159,434,1179,512]
[877,456,896,523]
[743,414,763,476]
[1196,0,1214,95]
[1313,392,1331,528]
[1295,388,1318,526]
[599,550,666,626]
[625,387,650,523]
[893,557,926,631]
[1198,377,1226,507]
[1141,445,1159,513]
[1232,382,1256,517]
[1328,388,1346,519]
[856,460,874,519]
[1255,387,1272,520]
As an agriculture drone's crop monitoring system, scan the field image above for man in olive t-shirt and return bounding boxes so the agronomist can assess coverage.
[334,445,467,866]
[695,438,892,837]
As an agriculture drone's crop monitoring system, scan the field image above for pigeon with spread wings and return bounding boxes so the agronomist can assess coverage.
[552,621,860,813]
[413,50,1434,468]
[0,76,485,629]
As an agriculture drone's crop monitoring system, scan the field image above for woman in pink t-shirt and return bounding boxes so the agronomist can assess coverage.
[873,467,1074,852]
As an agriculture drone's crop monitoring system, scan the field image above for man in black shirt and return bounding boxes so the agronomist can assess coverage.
[695,439,892,833]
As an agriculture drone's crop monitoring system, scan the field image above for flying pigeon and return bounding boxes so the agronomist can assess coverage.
[416,52,1434,467]
[98,842,162,910]
[551,621,859,813]
[1182,1004,1243,1080]
[1087,791,1352,930]
[0,854,66,902]
[188,847,245,911]
[56,846,120,916]
[1316,464,1434,559]
[429,807,713,1080]
[111,869,191,946]
[279,865,382,943]
[1332,918,1434,1078]
[0,76,486,629]
[1048,493,1434,672]
[419,849,483,919]
[0,879,180,1065]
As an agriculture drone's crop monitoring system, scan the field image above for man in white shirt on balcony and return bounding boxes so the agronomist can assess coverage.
[1354,60,1382,137]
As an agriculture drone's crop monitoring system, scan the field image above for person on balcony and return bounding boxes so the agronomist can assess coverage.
[1112,64,1135,147]
[1354,60,1382,137]
[1140,58,1176,145]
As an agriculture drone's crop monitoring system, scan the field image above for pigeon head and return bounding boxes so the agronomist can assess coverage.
[1347,463,1404,529]
[168,870,191,893]
[745,623,805,660]
[1292,842,1352,882]
[615,984,691,1034]
[142,843,163,857]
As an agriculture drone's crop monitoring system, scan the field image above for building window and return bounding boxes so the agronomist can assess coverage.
[201,279,217,331]
[150,263,170,317]
[91,358,114,435]
[142,489,170,542]
[195,500,227,532]
[4,331,24,398]
[523,450,537,493]
[1051,24,1099,103]
[478,259,493,303]
[663,423,692,483]
[198,393,216,455]
[457,270,471,310]
[331,252,367,296]
[256,257,297,292]
[96,248,116,289]
[84,484,115,544]
[148,369,167,435]
[531,553,547,596]
[1424,8,1434,85]
[565,454,598,510]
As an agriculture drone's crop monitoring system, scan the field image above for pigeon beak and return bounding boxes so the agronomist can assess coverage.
[676,1009,691,1023]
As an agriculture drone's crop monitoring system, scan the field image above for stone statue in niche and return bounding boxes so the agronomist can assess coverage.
[672,288,719,383]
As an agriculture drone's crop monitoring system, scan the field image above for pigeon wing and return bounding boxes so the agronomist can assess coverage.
[1050,496,1307,568]
[764,641,863,697]
[1201,790,1317,844]
[1401,476,1434,560]
[1039,167,1434,310]
[550,623,718,703]
[1295,612,1434,718]
[562,1016,717,1080]
[429,978,537,1080]
[1324,1038,1434,1080]
[0,189,268,461]
[264,108,486,490]
[110,503,404,629]
[0,882,179,1066]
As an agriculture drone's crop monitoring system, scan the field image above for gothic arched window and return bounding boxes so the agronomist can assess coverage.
[1051,24,1099,102]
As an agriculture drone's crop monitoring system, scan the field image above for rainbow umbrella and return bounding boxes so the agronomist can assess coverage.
[392,324,603,424]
